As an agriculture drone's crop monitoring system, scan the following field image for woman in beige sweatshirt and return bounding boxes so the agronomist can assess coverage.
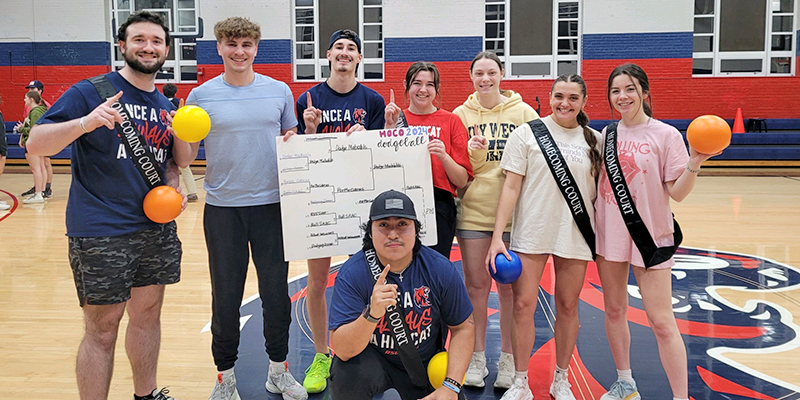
[453,51,538,390]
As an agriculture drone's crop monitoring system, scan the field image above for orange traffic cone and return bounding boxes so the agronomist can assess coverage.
[732,107,745,134]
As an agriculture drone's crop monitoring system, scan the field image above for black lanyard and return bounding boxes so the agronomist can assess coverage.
[528,120,596,259]
[88,75,165,189]
[364,248,432,390]
[603,123,682,268]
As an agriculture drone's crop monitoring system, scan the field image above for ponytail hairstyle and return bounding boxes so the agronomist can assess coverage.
[25,90,42,106]
[606,63,653,120]
[404,61,442,108]
[551,73,601,178]
[470,51,504,72]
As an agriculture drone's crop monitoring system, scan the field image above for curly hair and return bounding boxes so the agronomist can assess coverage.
[214,17,261,42]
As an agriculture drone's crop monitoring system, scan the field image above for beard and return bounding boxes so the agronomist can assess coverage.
[123,49,165,75]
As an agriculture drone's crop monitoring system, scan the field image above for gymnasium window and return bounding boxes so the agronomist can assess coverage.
[110,0,200,83]
[484,0,581,79]
[693,0,796,76]
[292,0,385,82]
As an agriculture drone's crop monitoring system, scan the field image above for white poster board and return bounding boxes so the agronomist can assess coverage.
[276,129,437,261]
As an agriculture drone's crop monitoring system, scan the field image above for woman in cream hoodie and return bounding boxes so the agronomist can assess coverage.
[453,51,538,390]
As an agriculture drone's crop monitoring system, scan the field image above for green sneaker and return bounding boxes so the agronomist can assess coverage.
[303,353,331,393]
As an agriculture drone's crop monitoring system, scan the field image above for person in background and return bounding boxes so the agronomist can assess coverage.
[17,91,49,204]
[22,80,54,199]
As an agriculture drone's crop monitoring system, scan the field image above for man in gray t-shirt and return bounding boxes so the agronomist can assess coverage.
[185,17,307,400]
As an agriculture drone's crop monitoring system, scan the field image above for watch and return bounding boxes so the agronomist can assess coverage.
[362,306,382,323]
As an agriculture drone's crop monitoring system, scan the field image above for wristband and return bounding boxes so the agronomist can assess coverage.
[79,117,89,134]
[444,377,462,390]
[362,306,381,323]
[441,381,460,394]
[686,163,700,174]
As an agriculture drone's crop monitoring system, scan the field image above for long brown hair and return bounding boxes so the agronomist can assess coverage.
[551,74,601,178]
[606,63,653,119]
[404,61,442,107]
[25,91,42,106]
[470,51,504,72]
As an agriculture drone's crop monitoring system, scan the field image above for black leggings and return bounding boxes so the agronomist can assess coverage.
[204,203,291,370]
[431,187,457,259]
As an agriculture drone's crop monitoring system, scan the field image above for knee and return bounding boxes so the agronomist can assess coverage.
[649,316,679,341]
[556,298,580,321]
[330,357,381,398]
[85,317,123,350]
[465,274,491,295]
[306,274,328,294]
[513,294,537,316]
[129,301,163,327]
[604,301,627,322]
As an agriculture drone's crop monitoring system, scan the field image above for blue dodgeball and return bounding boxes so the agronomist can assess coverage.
[492,250,522,284]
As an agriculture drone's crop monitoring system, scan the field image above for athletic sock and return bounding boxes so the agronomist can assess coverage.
[219,367,234,378]
[554,365,569,381]
[45,183,51,190]
[269,360,286,374]
[133,388,157,400]
[617,369,634,384]
[515,371,528,381]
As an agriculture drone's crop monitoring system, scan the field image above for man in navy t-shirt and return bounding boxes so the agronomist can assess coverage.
[294,28,389,393]
[328,190,474,400]
[26,11,193,400]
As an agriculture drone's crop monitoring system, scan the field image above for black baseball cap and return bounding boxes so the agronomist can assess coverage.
[369,190,418,221]
[328,29,362,53]
[26,80,44,90]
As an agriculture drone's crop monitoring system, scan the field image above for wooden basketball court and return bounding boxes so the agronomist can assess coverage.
[1,169,798,399]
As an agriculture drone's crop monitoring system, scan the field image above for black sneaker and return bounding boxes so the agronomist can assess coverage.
[136,387,176,400]
[21,186,35,197]
[44,188,53,198]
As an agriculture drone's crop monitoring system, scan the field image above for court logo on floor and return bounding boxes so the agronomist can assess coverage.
[214,246,800,399]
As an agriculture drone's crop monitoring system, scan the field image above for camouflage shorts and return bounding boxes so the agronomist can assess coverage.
[68,221,182,306]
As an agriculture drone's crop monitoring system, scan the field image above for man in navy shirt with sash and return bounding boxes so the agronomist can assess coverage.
[328,190,474,400]
[294,28,388,393]
[27,11,192,400]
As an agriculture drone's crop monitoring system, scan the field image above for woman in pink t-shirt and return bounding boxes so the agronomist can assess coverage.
[384,61,474,259]
[595,63,719,400]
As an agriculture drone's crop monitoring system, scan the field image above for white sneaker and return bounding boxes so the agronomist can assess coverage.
[464,352,489,387]
[500,377,533,400]
[209,372,240,400]
[0,203,10,211]
[600,379,641,400]
[494,351,514,389]
[23,193,44,204]
[266,362,308,400]
[550,377,576,400]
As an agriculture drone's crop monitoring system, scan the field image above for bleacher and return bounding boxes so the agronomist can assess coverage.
[4,119,799,167]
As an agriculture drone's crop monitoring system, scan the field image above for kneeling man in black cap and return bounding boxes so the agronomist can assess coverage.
[328,190,474,400]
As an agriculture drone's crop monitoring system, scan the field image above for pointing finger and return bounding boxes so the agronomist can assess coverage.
[376,264,391,286]
[390,89,395,104]
[306,92,313,109]
[104,91,123,106]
